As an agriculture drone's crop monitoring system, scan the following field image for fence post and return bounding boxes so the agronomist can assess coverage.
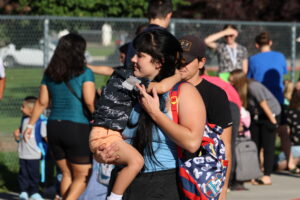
[43,17,49,69]
[291,24,296,82]
[170,21,175,36]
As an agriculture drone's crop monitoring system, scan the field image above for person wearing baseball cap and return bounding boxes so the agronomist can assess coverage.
[179,35,234,199]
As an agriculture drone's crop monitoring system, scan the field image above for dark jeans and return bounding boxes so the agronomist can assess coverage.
[18,159,40,195]
[250,116,278,176]
[228,102,241,186]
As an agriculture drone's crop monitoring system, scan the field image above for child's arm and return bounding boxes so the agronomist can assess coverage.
[87,64,114,76]
[13,128,21,142]
[147,71,181,94]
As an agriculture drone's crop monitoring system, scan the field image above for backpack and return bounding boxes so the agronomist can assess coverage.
[34,114,48,183]
[235,136,263,181]
[170,82,228,200]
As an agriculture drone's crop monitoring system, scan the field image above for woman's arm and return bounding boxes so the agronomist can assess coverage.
[83,81,96,113]
[24,85,49,141]
[259,100,277,124]
[204,28,238,49]
[137,83,206,153]
[86,64,114,76]
[242,59,248,74]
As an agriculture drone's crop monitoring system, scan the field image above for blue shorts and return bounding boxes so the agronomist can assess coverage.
[278,145,300,162]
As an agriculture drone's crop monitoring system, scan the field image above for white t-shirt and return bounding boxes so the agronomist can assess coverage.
[18,117,47,160]
[0,58,5,78]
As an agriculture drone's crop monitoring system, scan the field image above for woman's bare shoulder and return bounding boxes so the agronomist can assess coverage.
[178,82,198,95]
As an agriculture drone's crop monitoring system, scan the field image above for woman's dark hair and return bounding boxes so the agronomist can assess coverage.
[45,33,86,83]
[119,42,130,54]
[133,29,182,81]
[223,24,237,30]
[289,88,300,110]
[132,29,182,167]
[255,32,271,46]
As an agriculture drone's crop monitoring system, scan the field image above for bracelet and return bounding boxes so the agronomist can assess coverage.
[26,124,34,129]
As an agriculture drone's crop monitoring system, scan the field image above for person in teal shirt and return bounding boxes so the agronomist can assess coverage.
[41,67,94,124]
[24,33,96,200]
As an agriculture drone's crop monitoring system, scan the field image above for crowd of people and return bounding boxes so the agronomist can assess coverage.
[4,0,300,200]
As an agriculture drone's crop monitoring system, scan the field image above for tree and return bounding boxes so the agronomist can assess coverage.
[175,0,300,21]
[0,0,188,18]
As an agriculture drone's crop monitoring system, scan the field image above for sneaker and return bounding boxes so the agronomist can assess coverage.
[29,193,44,200]
[54,194,62,200]
[19,192,29,200]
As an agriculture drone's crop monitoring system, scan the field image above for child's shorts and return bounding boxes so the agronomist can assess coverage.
[89,126,123,153]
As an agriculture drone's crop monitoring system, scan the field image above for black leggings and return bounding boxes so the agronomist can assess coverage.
[108,168,181,200]
[250,117,278,176]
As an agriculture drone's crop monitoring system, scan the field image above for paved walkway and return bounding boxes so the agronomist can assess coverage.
[0,172,299,200]
[228,171,300,200]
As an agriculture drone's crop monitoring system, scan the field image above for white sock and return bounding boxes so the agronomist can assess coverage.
[107,192,123,200]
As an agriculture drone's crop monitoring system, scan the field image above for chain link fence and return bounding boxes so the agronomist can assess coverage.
[0,16,300,190]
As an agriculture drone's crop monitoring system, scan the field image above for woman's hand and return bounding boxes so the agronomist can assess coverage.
[23,127,33,143]
[136,84,161,117]
[270,117,277,125]
[94,143,120,164]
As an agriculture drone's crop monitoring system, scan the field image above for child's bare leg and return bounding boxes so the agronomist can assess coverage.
[110,140,144,195]
[89,127,106,153]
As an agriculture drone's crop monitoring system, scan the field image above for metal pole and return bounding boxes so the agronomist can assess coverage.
[291,24,296,82]
[170,21,175,36]
[43,18,49,69]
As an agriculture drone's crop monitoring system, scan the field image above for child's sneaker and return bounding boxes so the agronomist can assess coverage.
[29,193,44,200]
[19,192,29,200]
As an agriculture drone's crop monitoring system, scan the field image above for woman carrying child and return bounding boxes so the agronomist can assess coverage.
[94,29,206,200]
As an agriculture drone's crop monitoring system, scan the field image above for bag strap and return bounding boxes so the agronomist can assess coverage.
[65,81,81,101]
[170,82,186,158]
[170,82,185,124]
[65,81,91,118]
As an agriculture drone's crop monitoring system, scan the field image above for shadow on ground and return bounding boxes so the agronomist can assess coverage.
[273,170,300,178]
[0,164,18,193]
[0,192,18,200]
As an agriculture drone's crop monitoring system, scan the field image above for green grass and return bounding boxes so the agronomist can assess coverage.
[0,68,109,135]
[87,45,116,57]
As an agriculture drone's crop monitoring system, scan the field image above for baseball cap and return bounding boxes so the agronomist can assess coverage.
[179,35,206,64]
